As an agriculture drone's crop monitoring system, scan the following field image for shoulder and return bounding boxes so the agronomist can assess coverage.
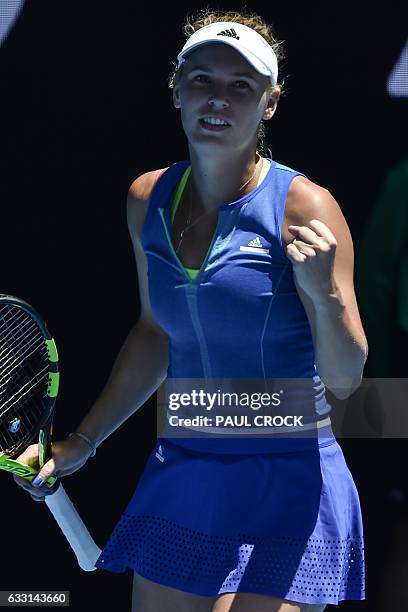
[282,175,351,248]
[287,175,341,222]
[127,167,168,238]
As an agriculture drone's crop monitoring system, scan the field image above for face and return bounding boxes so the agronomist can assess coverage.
[173,44,279,154]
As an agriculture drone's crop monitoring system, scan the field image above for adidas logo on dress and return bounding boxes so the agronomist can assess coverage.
[240,236,269,254]
[248,237,263,248]
[217,28,240,40]
[155,444,164,463]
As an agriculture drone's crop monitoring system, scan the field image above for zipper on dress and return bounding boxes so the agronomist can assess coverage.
[158,206,217,376]
[185,285,213,378]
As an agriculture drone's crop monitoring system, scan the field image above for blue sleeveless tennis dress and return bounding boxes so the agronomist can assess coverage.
[95,159,365,605]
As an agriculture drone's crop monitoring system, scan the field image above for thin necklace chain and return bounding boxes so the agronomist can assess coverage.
[175,157,262,254]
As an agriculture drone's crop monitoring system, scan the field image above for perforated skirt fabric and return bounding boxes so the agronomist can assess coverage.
[95,438,365,605]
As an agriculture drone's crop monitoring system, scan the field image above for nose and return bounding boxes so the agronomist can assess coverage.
[208,88,230,109]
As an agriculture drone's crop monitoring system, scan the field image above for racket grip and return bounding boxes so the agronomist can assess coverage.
[45,483,102,571]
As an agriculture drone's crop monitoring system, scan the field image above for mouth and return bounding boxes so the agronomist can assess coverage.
[199,116,231,131]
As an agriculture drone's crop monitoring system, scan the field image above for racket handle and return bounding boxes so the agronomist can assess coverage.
[44,483,101,571]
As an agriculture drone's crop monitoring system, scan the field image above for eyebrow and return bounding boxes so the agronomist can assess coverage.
[187,66,257,81]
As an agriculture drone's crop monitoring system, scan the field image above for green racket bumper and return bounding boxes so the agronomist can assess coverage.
[45,338,59,363]
[47,371,60,398]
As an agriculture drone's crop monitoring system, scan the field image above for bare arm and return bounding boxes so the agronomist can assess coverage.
[285,177,368,400]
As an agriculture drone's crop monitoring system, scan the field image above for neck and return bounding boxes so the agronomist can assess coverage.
[187,147,262,213]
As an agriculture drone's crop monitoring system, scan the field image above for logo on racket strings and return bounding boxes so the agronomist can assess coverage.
[9,418,21,433]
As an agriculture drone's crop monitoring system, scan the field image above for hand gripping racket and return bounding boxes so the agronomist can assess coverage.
[0,294,101,570]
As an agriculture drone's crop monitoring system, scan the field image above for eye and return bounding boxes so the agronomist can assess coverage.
[234,80,251,89]
[193,74,210,83]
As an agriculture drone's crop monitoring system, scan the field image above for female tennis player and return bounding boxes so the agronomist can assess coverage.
[13,9,367,612]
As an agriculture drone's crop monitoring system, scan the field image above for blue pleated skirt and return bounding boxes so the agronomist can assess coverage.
[95,437,365,605]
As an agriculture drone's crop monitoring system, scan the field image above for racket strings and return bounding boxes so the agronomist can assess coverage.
[0,306,37,343]
[0,332,47,392]
[0,309,33,349]
[1,364,49,418]
[0,313,44,373]
[0,308,43,358]
[0,304,52,455]
[0,316,40,355]
[0,336,48,397]
[0,314,48,397]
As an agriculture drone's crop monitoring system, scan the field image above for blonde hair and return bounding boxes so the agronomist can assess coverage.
[168,7,286,158]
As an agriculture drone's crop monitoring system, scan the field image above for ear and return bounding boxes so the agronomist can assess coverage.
[263,88,280,121]
[173,72,182,109]
[173,84,181,109]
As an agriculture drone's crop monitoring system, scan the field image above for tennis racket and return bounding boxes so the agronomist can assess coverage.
[0,294,101,571]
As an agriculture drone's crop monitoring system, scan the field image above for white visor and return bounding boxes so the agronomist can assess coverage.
[176,22,278,86]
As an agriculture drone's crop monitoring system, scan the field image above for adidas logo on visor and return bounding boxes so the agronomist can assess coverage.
[217,28,240,40]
